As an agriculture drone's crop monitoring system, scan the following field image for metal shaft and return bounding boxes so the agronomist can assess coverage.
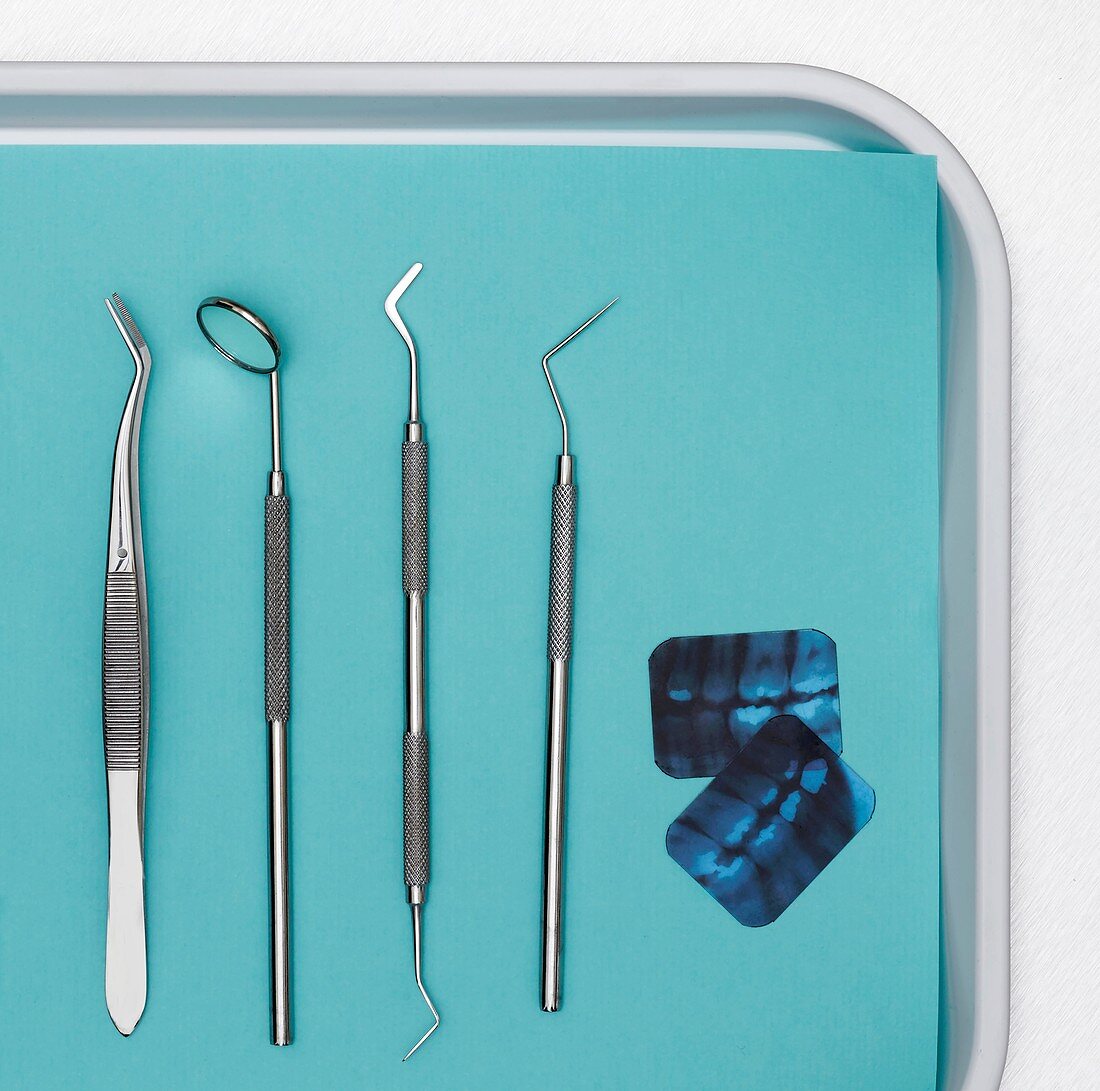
[269,371,283,474]
[541,656,571,1012]
[541,454,577,1012]
[404,582,428,910]
[268,718,291,1045]
[265,469,291,1045]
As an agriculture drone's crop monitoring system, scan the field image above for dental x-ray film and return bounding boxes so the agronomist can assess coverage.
[665,714,875,926]
[650,629,841,778]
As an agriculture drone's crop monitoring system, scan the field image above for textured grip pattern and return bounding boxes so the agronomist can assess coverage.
[265,495,291,723]
[402,733,430,887]
[402,440,428,596]
[103,571,143,771]
[547,483,577,661]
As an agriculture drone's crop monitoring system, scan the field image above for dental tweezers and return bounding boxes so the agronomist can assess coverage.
[539,298,616,1014]
[385,263,440,1061]
[102,293,152,1037]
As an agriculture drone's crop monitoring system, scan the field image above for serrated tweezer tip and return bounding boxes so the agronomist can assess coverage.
[105,293,149,357]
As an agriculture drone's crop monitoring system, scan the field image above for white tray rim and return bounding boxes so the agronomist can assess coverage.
[0,60,1010,1091]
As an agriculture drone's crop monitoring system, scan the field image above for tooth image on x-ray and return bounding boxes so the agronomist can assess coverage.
[665,715,874,926]
[649,630,842,779]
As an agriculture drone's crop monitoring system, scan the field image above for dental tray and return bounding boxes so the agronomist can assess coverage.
[0,61,1010,1091]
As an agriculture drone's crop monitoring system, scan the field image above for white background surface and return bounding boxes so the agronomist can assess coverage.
[1,3,1097,1087]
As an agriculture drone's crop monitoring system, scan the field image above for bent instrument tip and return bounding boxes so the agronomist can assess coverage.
[402,904,440,1061]
[541,295,619,457]
[105,292,151,368]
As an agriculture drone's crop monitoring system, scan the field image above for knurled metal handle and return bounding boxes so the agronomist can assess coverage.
[403,732,430,887]
[103,570,143,771]
[265,494,290,723]
[402,440,428,596]
[547,483,577,661]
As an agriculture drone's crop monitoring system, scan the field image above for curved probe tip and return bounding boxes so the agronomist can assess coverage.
[402,903,440,1061]
[401,996,440,1062]
[385,262,423,327]
[541,295,619,457]
[386,262,425,423]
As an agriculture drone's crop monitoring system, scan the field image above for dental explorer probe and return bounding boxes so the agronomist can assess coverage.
[102,294,152,1037]
[386,263,440,1061]
[539,298,617,1014]
[196,297,293,1046]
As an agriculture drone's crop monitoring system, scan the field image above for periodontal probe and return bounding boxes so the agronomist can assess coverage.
[539,297,617,1014]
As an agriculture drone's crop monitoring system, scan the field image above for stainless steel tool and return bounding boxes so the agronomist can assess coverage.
[102,293,152,1037]
[385,263,440,1061]
[196,297,293,1046]
[538,298,617,1014]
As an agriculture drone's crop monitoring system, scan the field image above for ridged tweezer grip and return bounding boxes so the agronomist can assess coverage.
[547,483,577,661]
[265,495,290,723]
[403,732,430,887]
[103,571,143,771]
[402,440,428,596]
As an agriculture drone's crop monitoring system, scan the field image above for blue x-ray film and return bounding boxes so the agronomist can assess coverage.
[650,630,841,778]
[666,714,874,926]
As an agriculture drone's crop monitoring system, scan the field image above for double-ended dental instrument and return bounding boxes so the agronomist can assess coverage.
[102,293,152,1037]
[539,298,617,1014]
[196,297,293,1046]
[385,263,440,1061]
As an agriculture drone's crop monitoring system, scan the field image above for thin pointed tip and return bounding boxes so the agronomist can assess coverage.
[401,1016,440,1061]
[403,902,439,1061]
[584,296,618,325]
[544,294,620,364]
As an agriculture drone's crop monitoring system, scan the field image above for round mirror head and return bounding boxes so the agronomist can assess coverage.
[196,297,281,375]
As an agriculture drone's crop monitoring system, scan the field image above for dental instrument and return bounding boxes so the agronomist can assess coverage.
[196,296,293,1046]
[539,298,617,1014]
[102,293,152,1037]
[385,263,440,1061]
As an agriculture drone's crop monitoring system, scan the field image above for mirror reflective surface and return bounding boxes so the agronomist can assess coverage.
[196,297,280,374]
